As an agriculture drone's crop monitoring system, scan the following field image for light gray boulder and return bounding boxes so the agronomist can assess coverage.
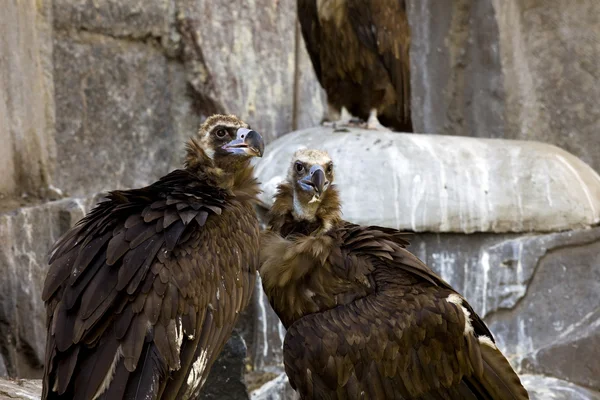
[255,127,600,233]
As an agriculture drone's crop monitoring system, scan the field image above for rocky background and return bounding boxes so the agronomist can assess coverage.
[0,0,599,399]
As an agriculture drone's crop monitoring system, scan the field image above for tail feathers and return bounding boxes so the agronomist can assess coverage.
[122,343,167,400]
[477,344,529,400]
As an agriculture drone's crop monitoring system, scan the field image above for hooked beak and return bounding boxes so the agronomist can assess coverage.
[299,165,328,198]
[222,128,265,157]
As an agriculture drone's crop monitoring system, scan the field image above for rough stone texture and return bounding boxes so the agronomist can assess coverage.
[199,331,250,400]
[406,0,600,173]
[52,30,197,197]
[521,375,600,400]
[0,379,42,400]
[177,0,324,143]
[0,0,56,201]
[52,0,171,39]
[250,373,298,400]
[0,196,99,378]
[255,127,600,233]
[248,277,285,373]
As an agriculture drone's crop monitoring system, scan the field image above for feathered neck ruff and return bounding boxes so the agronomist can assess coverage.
[267,182,342,237]
[184,138,261,202]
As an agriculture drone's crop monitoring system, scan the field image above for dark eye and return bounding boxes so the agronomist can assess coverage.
[295,162,304,173]
[215,128,227,138]
[326,164,333,174]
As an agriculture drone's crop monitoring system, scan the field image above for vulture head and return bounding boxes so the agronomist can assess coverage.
[186,114,265,174]
[287,149,339,226]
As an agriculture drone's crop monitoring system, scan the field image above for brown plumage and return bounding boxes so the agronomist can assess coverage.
[298,0,412,131]
[260,149,529,399]
[42,114,265,400]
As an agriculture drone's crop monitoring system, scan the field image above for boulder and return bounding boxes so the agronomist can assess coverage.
[255,127,600,233]
[406,0,600,173]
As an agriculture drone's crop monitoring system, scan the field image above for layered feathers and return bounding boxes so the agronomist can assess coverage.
[261,178,529,399]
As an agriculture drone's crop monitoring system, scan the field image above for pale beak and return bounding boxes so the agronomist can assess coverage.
[223,128,264,157]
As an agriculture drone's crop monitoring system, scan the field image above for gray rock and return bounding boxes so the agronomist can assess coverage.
[53,0,171,39]
[521,374,600,400]
[250,373,298,400]
[248,277,285,373]
[482,231,600,390]
[52,30,197,197]
[0,0,56,200]
[0,196,98,378]
[0,379,42,400]
[293,25,327,131]
[406,0,600,173]
[199,331,250,400]
[255,127,600,233]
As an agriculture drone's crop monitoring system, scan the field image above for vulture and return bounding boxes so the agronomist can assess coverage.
[41,114,265,400]
[298,0,412,132]
[260,149,529,399]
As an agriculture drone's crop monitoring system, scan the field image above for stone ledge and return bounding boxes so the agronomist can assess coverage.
[255,127,600,233]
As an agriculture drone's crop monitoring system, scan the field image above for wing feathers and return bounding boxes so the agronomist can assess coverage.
[43,167,259,398]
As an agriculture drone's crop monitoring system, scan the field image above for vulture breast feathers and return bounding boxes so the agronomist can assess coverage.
[298,0,412,131]
[41,114,264,400]
[260,149,529,400]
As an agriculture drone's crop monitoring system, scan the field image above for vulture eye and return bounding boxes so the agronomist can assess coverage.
[295,162,305,173]
[326,164,333,174]
[215,128,227,139]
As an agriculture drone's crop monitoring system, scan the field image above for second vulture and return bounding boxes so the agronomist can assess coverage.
[260,149,529,399]
[298,0,412,131]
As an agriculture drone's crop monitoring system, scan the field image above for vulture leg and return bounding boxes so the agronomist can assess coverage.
[323,106,362,128]
[365,108,392,131]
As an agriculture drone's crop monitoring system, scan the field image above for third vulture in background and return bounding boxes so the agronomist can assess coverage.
[298,0,412,131]
[260,149,529,399]
[42,114,264,400]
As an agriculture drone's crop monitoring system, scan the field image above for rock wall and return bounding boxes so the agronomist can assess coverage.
[407,0,600,173]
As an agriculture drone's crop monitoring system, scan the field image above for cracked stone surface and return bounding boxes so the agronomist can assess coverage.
[52,30,197,197]
[0,196,99,378]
